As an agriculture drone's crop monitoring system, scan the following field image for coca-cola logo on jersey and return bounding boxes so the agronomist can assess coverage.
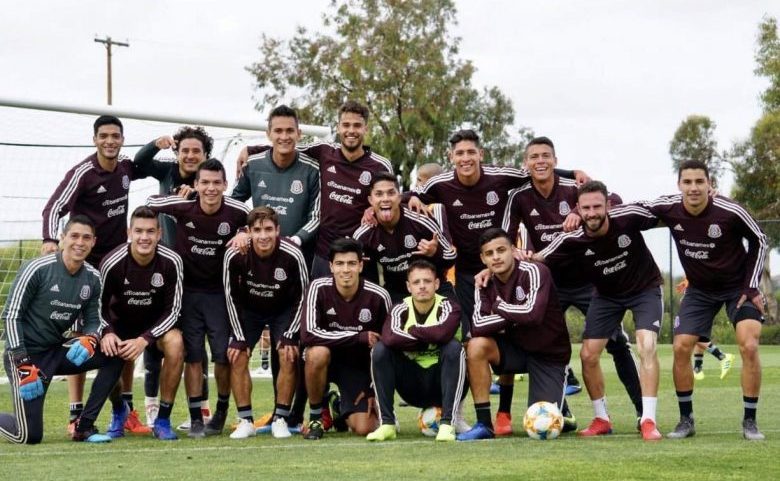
[468,219,493,230]
[329,191,353,205]
[191,245,216,255]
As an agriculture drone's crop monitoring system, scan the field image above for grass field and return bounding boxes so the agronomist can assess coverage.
[0,344,778,480]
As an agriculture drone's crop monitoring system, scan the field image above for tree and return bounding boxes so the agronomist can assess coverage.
[755,16,780,111]
[668,115,724,186]
[246,0,523,186]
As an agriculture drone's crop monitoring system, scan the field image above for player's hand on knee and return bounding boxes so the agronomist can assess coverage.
[278,344,299,364]
[17,361,46,401]
[118,337,149,361]
[63,335,98,366]
[100,333,122,357]
[227,339,249,364]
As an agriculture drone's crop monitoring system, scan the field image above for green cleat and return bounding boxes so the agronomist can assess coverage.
[719,353,735,380]
[435,423,456,442]
[693,366,705,381]
[366,423,397,442]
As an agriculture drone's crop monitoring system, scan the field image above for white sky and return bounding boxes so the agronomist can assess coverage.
[1,0,778,275]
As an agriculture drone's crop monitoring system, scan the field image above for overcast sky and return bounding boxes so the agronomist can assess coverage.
[1,0,778,273]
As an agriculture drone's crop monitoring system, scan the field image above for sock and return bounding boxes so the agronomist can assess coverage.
[158,401,173,421]
[145,396,159,407]
[274,403,292,422]
[189,396,204,422]
[237,404,253,423]
[498,384,514,413]
[475,402,493,429]
[706,343,725,360]
[122,392,134,411]
[309,402,323,422]
[110,395,125,413]
[676,390,693,418]
[640,396,657,423]
[693,353,704,370]
[592,397,609,421]
[69,402,83,422]
[216,393,230,414]
[743,396,758,421]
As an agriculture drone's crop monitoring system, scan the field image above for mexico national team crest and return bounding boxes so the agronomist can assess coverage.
[358,171,372,186]
[290,180,303,195]
[358,308,372,323]
[486,191,499,206]
[707,224,722,238]
[274,268,287,281]
[217,222,230,236]
[559,201,571,216]
[515,286,526,301]
[79,285,91,300]
[404,235,417,249]
[151,273,164,287]
[617,234,631,248]
[122,175,130,190]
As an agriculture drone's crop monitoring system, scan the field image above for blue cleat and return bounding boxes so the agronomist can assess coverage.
[85,432,112,443]
[153,418,179,441]
[456,422,495,441]
[565,384,582,396]
[489,382,500,395]
[72,424,111,443]
[107,403,129,438]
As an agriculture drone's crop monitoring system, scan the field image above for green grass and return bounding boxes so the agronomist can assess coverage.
[1,345,779,480]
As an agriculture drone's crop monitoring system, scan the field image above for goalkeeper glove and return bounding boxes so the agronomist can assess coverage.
[64,335,98,366]
[17,362,46,401]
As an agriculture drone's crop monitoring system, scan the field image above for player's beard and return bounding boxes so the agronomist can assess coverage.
[583,214,606,234]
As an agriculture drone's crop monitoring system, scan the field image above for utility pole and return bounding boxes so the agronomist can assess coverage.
[94,36,129,105]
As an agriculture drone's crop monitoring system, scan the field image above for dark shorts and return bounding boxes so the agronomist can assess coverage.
[584,287,663,339]
[675,287,764,337]
[558,283,631,345]
[491,336,567,409]
[181,290,230,364]
[304,347,374,417]
[240,308,292,350]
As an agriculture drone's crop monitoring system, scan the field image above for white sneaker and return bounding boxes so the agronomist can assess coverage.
[452,402,472,434]
[177,415,211,431]
[230,418,257,439]
[271,418,292,438]
[145,400,159,428]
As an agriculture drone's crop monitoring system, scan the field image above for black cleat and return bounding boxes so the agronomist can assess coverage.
[188,419,206,438]
[205,410,227,436]
[742,419,765,441]
[304,420,324,440]
[667,416,695,439]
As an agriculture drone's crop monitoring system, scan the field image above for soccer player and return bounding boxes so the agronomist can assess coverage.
[535,181,664,441]
[634,160,768,440]
[692,338,734,381]
[147,159,249,438]
[41,115,142,433]
[457,228,572,441]
[223,206,309,439]
[354,172,456,303]
[97,206,184,441]
[299,237,392,439]
[501,136,642,425]
[1,216,123,444]
[367,259,465,442]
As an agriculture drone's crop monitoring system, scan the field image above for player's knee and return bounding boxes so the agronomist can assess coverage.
[440,340,462,362]
[466,337,490,360]
[738,337,760,360]
[580,346,599,366]
[305,346,330,368]
[370,341,390,362]
[672,339,694,359]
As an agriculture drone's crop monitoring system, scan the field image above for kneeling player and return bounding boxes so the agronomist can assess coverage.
[459,228,573,441]
[300,238,391,439]
[367,260,465,442]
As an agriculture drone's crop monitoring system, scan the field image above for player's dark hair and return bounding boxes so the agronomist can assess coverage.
[525,136,556,157]
[369,172,399,193]
[130,206,159,228]
[173,126,213,157]
[577,180,609,200]
[449,129,480,148]
[195,158,226,182]
[93,115,123,135]
[63,214,96,234]
[338,100,369,122]
[247,206,279,228]
[478,228,512,249]
[677,160,710,181]
[328,237,363,262]
[268,105,299,128]
[407,259,437,278]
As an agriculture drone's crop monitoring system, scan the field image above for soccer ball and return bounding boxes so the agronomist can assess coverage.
[417,406,441,437]
[523,401,563,440]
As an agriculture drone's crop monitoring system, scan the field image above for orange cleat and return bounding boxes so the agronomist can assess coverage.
[640,419,662,441]
[125,410,152,435]
[494,412,513,436]
[578,417,612,437]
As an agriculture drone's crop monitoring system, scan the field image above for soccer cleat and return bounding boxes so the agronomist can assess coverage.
[366,423,397,442]
[289,423,302,434]
[205,410,227,436]
[321,407,333,431]
[304,420,324,440]
[230,418,257,439]
[742,419,765,441]
[562,414,577,433]
[640,419,662,441]
[107,404,130,438]
[494,412,513,436]
[456,422,495,441]
[667,416,695,439]
[145,400,159,428]
[326,390,346,431]
[178,411,212,431]
[565,384,582,396]
[719,353,735,380]
[125,409,152,435]
[188,419,206,438]
[152,418,179,441]
[579,417,612,437]
[435,423,456,442]
[271,418,292,439]
[72,426,111,443]
[489,382,500,395]
[693,366,705,381]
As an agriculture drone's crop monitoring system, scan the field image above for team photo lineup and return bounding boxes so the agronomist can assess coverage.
[1,99,770,446]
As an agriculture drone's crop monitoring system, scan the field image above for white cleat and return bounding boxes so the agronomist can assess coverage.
[271,418,292,439]
[230,418,257,439]
[452,402,472,434]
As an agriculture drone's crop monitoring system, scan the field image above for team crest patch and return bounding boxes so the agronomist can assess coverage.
[404,235,417,249]
[122,175,130,190]
[515,286,526,301]
[274,268,287,281]
[358,309,372,323]
[290,180,303,195]
[358,171,372,186]
[217,222,231,236]
[79,285,91,300]
[559,201,571,216]
[617,235,631,248]
[151,273,164,287]
[486,191,499,206]
[707,224,722,238]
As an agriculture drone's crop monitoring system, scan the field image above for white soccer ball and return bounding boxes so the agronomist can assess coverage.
[523,401,563,440]
[417,406,441,437]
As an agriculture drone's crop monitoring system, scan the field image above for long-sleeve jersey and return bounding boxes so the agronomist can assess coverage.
[472,260,570,365]
[539,205,663,297]
[146,195,249,292]
[353,207,456,295]
[634,194,767,296]
[99,244,183,344]
[299,277,391,349]
[223,238,309,345]
[2,253,104,359]
[42,154,139,265]
[232,147,320,245]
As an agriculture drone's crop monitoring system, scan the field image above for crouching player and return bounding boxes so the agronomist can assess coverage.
[1,216,123,444]
[367,259,465,442]
[459,228,574,441]
[97,207,184,440]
